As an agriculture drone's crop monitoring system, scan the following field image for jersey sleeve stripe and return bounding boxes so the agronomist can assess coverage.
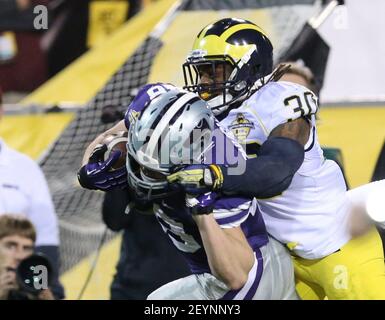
[213,201,251,218]
[215,209,249,226]
[304,126,316,152]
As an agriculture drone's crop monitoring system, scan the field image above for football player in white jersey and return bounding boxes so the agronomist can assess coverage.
[168,18,385,299]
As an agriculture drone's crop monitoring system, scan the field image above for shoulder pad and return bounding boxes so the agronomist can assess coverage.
[247,81,318,134]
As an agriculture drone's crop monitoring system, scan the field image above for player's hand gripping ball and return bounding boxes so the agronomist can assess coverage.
[77,131,129,191]
[100,131,128,170]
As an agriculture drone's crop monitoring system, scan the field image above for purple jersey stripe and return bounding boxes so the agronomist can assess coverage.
[215,210,249,225]
[244,248,263,300]
[220,284,240,300]
[213,197,250,210]
[247,235,269,251]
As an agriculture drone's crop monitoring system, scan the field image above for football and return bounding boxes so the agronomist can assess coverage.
[102,131,128,170]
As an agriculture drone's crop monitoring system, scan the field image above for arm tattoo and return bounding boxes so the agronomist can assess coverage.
[269,117,310,146]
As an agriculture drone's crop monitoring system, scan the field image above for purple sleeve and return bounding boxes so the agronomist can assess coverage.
[212,196,252,228]
[188,193,252,228]
[124,83,177,129]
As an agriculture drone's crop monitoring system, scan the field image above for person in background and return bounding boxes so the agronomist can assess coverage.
[0,214,54,300]
[279,61,317,92]
[0,87,64,298]
[46,0,142,77]
[0,0,49,93]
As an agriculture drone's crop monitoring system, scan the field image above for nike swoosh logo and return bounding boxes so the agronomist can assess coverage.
[86,168,98,175]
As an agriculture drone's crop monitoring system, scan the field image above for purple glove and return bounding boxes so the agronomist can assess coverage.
[77,144,128,191]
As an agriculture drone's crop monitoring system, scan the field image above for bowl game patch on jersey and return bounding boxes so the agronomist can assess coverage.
[228,113,255,142]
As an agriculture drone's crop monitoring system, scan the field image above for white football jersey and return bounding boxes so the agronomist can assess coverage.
[219,81,351,259]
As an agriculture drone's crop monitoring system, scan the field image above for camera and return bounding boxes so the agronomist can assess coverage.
[7,253,53,300]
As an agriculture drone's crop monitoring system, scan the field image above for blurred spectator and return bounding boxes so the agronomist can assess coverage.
[0,214,54,300]
[278,20,330,99]
[46,0,142,77]
[0,0,142,94]
[0,0,37,30]
[0,0,49,92]
[0,88,64,298]
[279,61,317,93]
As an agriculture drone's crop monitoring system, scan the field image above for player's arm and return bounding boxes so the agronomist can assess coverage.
[219,118,309,197]
[269,117,310,145]
[194,215,254,290]
[168,82,318,196]
[188,193,254,290]
[168,119,307,198]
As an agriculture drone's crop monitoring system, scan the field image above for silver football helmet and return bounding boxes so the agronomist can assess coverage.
[126,89,215,200]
